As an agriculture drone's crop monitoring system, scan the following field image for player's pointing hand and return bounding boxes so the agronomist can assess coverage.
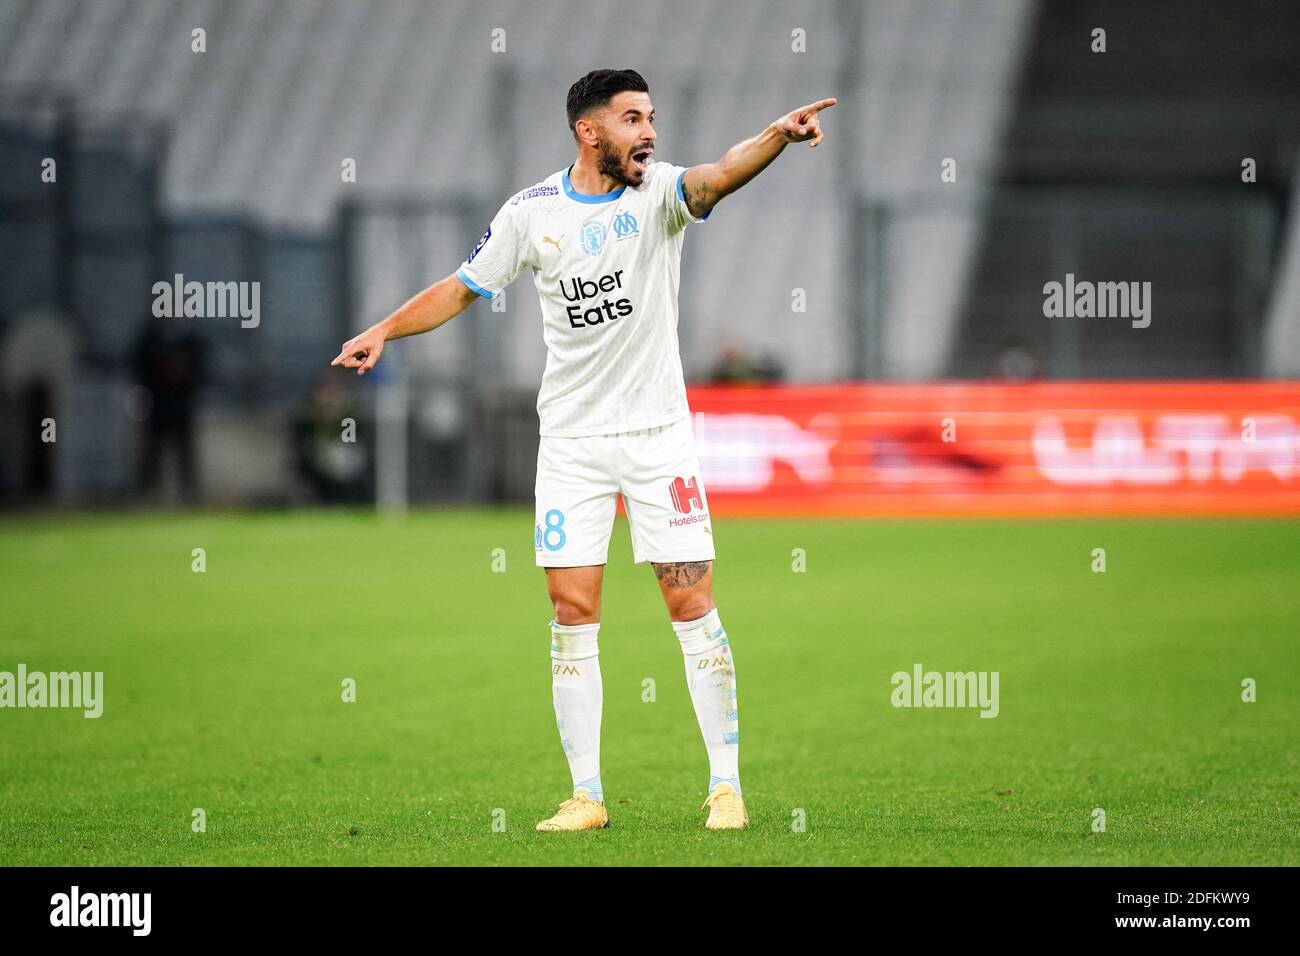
[331,328,386,375]
[773,97,837,147]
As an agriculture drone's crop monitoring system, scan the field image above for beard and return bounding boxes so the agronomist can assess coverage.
[596,137,641,187]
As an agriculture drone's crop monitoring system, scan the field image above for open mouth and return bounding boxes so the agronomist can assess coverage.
[631,148,653,171]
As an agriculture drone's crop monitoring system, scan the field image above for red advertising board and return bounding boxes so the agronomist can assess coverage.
[684,382,1300,516]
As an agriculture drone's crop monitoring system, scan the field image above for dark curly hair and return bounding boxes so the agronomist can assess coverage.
[566,69,650,140]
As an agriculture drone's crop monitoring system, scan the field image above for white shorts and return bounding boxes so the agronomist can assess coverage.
[534,416,716,567]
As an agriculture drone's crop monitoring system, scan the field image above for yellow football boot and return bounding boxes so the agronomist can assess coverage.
[535,787,609,832]
[701,782,749,829]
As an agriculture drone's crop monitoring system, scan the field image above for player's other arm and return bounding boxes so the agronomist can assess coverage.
[330,273,478,375]
[680,97,836,220]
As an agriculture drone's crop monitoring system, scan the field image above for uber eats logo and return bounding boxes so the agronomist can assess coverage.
[559,270,633,328]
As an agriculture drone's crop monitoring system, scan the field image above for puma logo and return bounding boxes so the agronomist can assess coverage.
[543,234,564,253]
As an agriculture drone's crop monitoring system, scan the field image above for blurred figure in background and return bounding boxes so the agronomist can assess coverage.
[709,344,785,385]
[991,336,1041,382]
[132,316,206,504]
[18,379,55,499]
[292,373,371,503]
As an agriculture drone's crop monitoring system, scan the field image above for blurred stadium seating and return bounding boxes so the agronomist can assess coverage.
[1,0,1297,507]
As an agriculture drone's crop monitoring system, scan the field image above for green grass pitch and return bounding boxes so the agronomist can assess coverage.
[1,509,1297,866]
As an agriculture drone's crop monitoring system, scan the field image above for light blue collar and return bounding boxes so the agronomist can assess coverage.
[563,164,626,204]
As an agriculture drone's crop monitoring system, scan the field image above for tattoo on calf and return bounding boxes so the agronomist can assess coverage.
[653,561,711,588]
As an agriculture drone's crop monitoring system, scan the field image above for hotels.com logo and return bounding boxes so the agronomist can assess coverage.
[669,475,704,514]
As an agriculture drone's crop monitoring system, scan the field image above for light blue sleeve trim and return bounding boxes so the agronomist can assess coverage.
[456,265,495,300]
[676,168,712,222]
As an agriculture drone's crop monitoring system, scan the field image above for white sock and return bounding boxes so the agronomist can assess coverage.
[673,608,740,795]
[550,620,603,803]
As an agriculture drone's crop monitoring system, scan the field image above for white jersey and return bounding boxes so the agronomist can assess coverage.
[456,161,709,437]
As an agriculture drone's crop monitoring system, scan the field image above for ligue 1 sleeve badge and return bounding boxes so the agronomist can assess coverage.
[467,224,492,263]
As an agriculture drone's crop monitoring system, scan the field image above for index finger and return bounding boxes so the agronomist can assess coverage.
[799,97,837,119]
[331,341,358,366]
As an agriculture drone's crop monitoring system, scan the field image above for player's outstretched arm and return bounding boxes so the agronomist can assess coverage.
[330,272,480,375]
[680,97,836,220]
